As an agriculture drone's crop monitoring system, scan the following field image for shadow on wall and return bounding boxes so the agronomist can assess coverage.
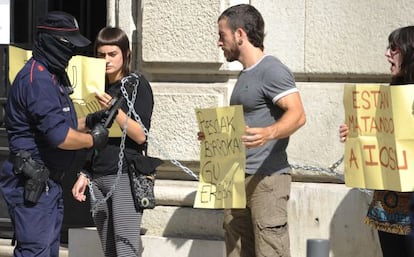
[329,188,382,257]
[165,206,224,254]
[141,189,226,257]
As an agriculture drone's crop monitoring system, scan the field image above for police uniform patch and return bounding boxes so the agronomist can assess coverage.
[37,65,45,72]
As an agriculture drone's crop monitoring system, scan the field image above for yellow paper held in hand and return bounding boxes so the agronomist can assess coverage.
[194,105,247,209]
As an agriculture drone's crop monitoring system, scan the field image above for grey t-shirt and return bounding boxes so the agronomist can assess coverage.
[230,55,298,175]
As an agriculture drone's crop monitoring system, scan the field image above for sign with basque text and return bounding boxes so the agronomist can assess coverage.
[194,105,247,208]
[343,84,414,192]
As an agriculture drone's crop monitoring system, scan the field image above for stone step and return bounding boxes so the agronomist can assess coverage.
[155,179,198,207]
[68,228,225,257]
[0,232,225,257]
[0,181,382,257]
[68,182,381,257]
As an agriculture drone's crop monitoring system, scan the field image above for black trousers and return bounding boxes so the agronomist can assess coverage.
[378,230,410,257]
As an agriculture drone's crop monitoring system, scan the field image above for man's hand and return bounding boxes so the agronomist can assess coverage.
[241,126,272,148]
[197,131,205,141]
[91,123,109,150]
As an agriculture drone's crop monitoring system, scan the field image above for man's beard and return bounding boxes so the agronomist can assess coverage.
[224,41,240,62]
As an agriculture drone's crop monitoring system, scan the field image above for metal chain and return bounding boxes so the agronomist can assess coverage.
[88,73,199,215]
[121,74,199,180]
[88,76,136,216]
[290,155,345,180]
[291,156,376,196]
[89,73,353,206]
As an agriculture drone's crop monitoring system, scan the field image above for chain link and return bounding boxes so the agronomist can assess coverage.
[290,155,345,180]
[291,156,376,196]
[121,74,199,180]
[88,74,199,215]
[88,76,136,216]
[88,74,352,213]
[290,155,374,194]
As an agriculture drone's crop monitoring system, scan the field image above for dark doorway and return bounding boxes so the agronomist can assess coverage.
[10,0,106,55]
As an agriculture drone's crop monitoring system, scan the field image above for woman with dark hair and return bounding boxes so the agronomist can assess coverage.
[72,27,155,257]
[339,26,414,257]
[387,26,414,84]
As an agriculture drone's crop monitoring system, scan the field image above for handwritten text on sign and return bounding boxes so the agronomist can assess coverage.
[343,84,414,192]
[194,105,246,208]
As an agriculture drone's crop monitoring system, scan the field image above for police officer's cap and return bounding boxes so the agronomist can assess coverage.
[36,11,91,47]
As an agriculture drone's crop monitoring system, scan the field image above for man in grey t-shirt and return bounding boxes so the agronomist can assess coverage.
[231,55,300,176]
[211,4,306,257]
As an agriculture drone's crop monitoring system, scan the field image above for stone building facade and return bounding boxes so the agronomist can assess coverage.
[3,0,414,257]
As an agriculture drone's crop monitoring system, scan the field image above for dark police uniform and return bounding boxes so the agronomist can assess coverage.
[0,10,100,257]
[0,57,87,257]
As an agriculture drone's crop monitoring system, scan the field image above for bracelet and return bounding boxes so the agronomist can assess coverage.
[77,171,90,180]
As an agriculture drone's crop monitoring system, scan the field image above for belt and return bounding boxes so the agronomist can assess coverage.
[8,154,65,184]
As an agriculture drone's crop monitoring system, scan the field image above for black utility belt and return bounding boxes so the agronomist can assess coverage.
[9,152,65,184]
[9,150,67,203]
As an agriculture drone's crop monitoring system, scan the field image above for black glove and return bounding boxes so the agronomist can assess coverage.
[85,110,108,129]
[103,108,118,128]
[90,123,109,150]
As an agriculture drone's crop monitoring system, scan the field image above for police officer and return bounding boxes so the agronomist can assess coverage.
[0,11,109,257]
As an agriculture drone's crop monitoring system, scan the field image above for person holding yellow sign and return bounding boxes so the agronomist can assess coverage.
[198,4,306,257]
[339,26,414,257]
[72,27,157,257]
[0,11,109,257]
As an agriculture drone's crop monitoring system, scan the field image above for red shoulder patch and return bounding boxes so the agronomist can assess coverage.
[37,64,45,72]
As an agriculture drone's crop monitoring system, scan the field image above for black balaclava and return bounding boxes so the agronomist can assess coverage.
[32,11,91,93]
[32,33,75,93]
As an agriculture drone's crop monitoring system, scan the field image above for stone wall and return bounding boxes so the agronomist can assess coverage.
[109,0,414,167]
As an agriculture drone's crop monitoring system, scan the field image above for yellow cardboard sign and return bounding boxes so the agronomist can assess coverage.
[8,45,121,137]
[8,45,32,83]
[343,84,414,192]
[194,105,247,208]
